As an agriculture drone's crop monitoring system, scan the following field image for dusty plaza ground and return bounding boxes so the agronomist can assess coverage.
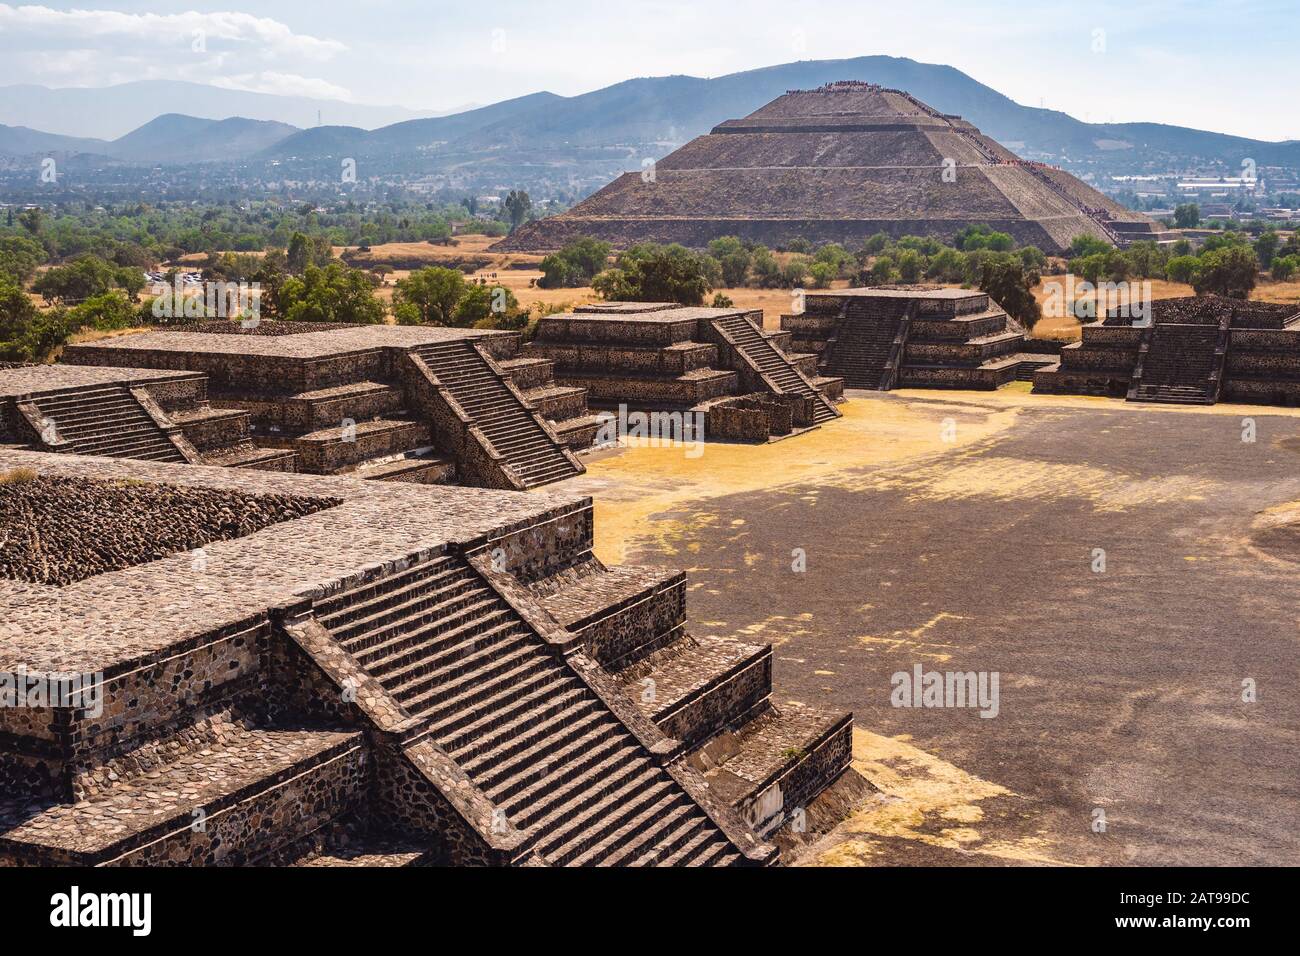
[554,385,1300,867]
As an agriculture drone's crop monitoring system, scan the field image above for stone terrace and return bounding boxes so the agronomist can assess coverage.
[1034,295,1300,406]
[48,322,602,490]
[782,286,1051,391]
[528,302,844,441]
[0,450,852,866]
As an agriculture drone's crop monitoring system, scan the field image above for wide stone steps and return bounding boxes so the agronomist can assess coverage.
[413,340,578,488]
[713,315,838,423]
[505,740,642,828]
[1129,323,1219,404]
[30,386,185,463]
[314,556,739,866]
[825,305,903,389]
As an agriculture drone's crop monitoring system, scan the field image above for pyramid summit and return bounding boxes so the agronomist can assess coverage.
[497,81,1168,255]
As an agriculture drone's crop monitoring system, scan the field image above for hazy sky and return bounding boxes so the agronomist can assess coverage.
[1,1,1296,140]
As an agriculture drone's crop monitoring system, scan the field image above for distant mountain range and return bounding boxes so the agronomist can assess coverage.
[0,80,450,139]
[3,57,1298,175]
[0,114,301,164]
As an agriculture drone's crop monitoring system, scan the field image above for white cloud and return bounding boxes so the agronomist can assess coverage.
[0,5,345,59]
[0,5,350,97]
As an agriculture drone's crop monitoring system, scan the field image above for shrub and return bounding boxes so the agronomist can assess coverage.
[1166,255,1200,284]
[1271,255,1299,281]
[537,237,612,289]
[1192,246,1258,299]
[808,262,836,289]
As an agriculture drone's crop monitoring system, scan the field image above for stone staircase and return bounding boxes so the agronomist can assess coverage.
[312,555,743,866]
[28,385,186,462]
[413,340,582,488]
[1129,323,1220,404]
[823,299,906,389]
[529,554,855,843]
[710,315,839,424]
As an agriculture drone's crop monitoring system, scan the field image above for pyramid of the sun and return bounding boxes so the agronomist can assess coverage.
[496,82,1167,255]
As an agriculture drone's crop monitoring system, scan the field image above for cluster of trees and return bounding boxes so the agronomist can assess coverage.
[537,237,613,288]
[1065,229,1300,298]
[1,199,513,263]
[393,267,527,329]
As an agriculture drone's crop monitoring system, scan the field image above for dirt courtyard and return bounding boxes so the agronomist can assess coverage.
[553,386,1300,866]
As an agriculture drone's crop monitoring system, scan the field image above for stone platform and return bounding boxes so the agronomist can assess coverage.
[24,322,603,490]
[528,302,844,441]
[782,287,1045,391]
[0,449,853,866]
[1033,295,1300,406]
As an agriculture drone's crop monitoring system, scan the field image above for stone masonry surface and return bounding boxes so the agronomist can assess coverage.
[0,472,339,586]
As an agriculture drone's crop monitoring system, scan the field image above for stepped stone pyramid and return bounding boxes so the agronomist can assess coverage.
[1034,295,1300,405]
[781,287,1053,390]
[0,449,853,866]
[497,81,1170,255]
[22,322,603,490]
[526,302,843,440]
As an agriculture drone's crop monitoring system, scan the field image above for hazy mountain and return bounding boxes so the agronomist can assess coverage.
[107,115,299,164]
[264,92,564,158]
[0,80,440,140]
[0,124,106,157]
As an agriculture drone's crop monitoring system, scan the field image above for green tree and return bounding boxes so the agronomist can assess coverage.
[808,262,836,289]
[592,243,712,306]
[926,248,967,283]
[285,231,333,274]
[867,256,896,284]
[813,242,855,277]
[1254,230,1281,270]
[457,284,527,329]
[1191,245,1258,298]
[1173,203,1200,229]
[980,258,1042,332]
[895,249,924,283]
[32,255,136,305]
[859,232,890,256]
[0,235,46,284]
[1166,255,1200,284]
[1,276,67,361]
[503,190,532,232]
[1271,255,1299,281]
[957,225,1014,252]
[780,256,811,289]
[278,263,385,324]
[1068,234,1112,258]
[537,237,612,289]
[17,207,43,236]
[749,246,782,288]
[392,266,468,325]
[707,236,753,287]
[67,290,139,332]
